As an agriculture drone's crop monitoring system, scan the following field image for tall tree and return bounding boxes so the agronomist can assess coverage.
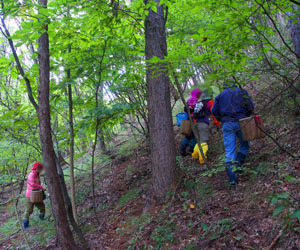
[37,0,76,248]
[144,0,176,202]
[67,62,78,224]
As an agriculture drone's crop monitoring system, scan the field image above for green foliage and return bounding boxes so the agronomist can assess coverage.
[0,0,299,248]
[118,138,139,158]
[0,198,56,249]
[117,188,139,208]
[200,155,225,178]
[152,222,176,250]
[0,214,19,238]
[268,190,300,229]
[116,213,151,238]
[127,214,153,249]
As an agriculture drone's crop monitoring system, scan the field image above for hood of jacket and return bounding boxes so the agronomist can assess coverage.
[190,88,202,99]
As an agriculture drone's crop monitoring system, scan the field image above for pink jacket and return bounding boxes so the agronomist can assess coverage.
[25,170,45,198]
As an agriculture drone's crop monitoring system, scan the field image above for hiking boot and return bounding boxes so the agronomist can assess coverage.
[236,152,246,166]
[235,152,247,174]
[226,162,238,185]
[39,213,45,221]
[23,218,29,229]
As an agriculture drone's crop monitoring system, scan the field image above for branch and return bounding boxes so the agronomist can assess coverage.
[164,6,168,25]
[256,0,300,60]
[0,1,38,111]
[234,78,297,159]
[266,225,287,250]
[290,0,300,6]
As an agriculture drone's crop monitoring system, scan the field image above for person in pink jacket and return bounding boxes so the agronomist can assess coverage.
[180,88,202,156]
[23,162,46,229]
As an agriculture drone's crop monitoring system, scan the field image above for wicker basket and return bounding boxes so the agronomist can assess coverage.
[239,115,265,141]
[180,120,192,136]
[30,190,43,203]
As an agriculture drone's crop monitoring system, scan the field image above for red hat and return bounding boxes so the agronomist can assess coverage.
[32,162,43,171]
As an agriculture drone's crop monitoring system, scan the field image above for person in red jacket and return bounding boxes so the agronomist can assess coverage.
[23,162,46,229]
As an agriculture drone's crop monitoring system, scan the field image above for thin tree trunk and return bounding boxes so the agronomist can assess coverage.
[91,120,100,223]
[56,153,90,250]
[288,4,300,67]
[38,0,76,248]
[97,134,106,152]
[96,75,106,152]
[287,4,300,114]
[90,39,108,223]
[67,53,78,224]
[144,0,176,202]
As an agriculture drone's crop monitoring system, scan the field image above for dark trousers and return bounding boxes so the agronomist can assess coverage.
[180,132,197,153]
[24,198,45,219]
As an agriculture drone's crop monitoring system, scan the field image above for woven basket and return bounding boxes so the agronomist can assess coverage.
[239,115,265,141]
[30,190,43,203]
[180,120,192,136]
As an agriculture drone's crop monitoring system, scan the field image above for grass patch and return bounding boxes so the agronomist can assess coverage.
[126,166,136,177]
[125,214,151,233]
[118,138,138,158]
[27,218,56,246]
[117,188,139,208]
[0,215,19,241]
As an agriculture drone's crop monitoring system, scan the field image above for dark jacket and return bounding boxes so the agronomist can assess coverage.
[195,100,211,125]
[185,100,212,125]
[212,86,254,123]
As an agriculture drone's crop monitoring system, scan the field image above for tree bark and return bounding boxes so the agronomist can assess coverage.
[97,133,106,152]
[287,4,300,114]
[144,0,176,202]
[288,4,300,67]
[67,66,79,224]
[56,153,90,249]
[38,0,76,248]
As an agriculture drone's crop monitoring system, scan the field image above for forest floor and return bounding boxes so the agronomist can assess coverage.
[0,111,300,250]
[81,122,300,250]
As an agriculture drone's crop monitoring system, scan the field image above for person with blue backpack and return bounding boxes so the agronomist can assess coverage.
[212,83,254,185]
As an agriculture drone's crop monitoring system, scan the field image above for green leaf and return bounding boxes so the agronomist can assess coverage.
[291,210,300,223]
[272,57,281,65]
[273,205,285,217]
[201,223,208,232]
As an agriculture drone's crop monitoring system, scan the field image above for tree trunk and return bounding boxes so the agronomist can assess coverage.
[288,4,300,66]
[97,133,106,152]
[287,5,300,115]
[56,153,90,249]
[38,0,76,248]
[96,80,106,152]
[144,0,176,202]
[67,67,78,224]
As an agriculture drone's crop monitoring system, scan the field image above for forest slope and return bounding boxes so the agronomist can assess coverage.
[3,84,300,250]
